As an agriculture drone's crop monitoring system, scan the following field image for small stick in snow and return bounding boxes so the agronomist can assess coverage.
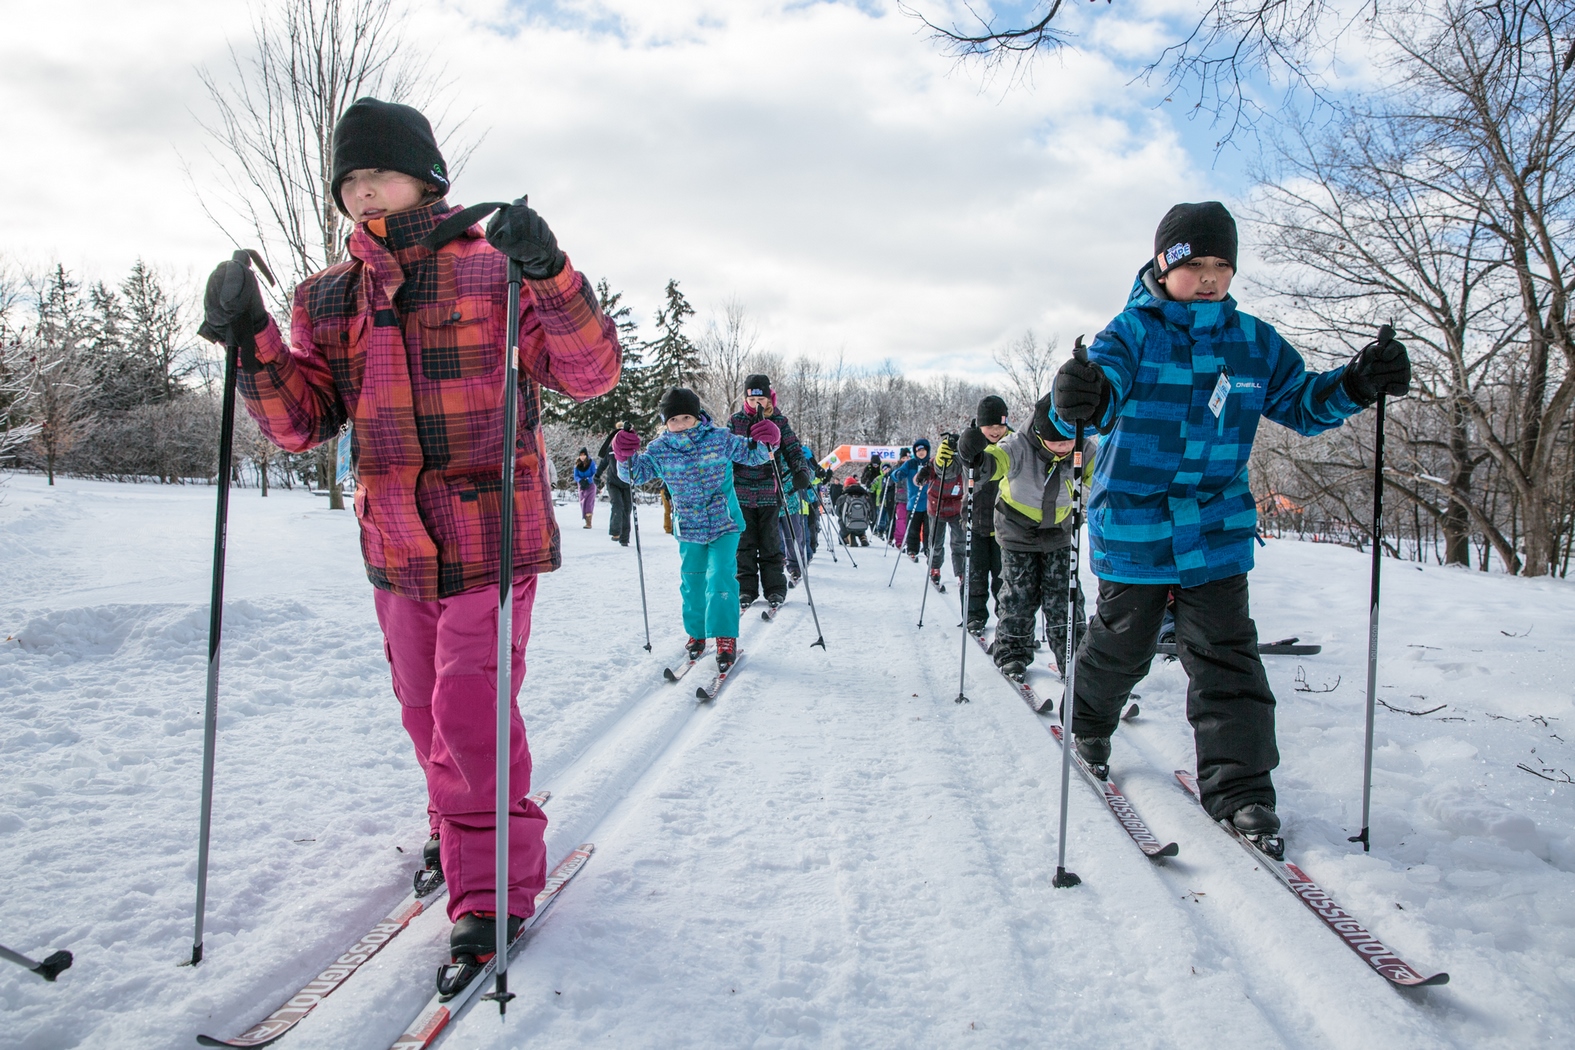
[1376,698,1447,717]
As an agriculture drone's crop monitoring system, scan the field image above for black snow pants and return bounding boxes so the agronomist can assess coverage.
[607,483,631,544]
[1070,574,1278,821]
[993,547,1083,674]
[737,503,788,603]
[966,531,1003,627]
[903,509,929,556]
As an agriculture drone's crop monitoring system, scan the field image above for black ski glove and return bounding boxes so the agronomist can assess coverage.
[957,426,988,466]
[484,198,567,280]
[1052,340,1110,427]
[198,252,271,359]
[792,469,813,494]
[1341,325,1411,407]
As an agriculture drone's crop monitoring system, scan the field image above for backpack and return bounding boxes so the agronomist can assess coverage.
[841,494,873,532]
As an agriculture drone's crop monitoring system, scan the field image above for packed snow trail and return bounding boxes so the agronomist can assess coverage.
[2,474,1573,1048]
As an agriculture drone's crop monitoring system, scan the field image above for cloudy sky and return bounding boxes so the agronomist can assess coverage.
[0,0,1267,378]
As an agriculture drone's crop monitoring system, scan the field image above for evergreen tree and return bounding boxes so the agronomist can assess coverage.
[647,279,704,401]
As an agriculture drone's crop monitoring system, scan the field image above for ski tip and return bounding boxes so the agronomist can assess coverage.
[1412,971,1450,987]
[1122,702,1140,720]
[1151,842,1180,858]
[662,668,678,682]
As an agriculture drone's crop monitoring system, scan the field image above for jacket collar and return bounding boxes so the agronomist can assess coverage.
[1127,261,1237,336]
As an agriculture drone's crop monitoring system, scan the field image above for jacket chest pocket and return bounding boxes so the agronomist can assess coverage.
[418,297,497,380]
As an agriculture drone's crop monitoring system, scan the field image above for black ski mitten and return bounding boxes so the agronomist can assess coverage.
[484,198,567,279]
[1051,344,1110,428]
[198,254,271,359]
[1341,325,1411,407]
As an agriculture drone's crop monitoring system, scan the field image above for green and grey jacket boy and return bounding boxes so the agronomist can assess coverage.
[980,430,1097,553]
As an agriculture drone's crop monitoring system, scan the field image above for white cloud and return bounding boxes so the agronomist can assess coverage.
[0,0,1230,381]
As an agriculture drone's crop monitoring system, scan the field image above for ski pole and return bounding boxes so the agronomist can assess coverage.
[816,490,840,564]
[190,248,275,967]
[1054,341,1091,891]
[480,255,526,1014]
[0,943,73,982]
[917,455,953,628]
[1350,324,1395,852]
[773,464,827,649]
[955,472,973,705]
[822,490,859,568]
[887,523,904,585]
[629,493,653,652]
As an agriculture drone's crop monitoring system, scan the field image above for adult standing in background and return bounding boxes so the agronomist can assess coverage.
[573,447,597,528]
[597,422,632,546]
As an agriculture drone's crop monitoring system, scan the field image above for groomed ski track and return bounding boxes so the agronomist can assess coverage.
[4,479,1573,1048]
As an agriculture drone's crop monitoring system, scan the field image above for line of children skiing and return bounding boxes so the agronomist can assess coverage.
[204,90,1410,985]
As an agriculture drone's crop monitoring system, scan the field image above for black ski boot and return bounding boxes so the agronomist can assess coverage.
[1231,803,1284,859]
[1000,658,1027,682]
[414,833,443,897]
[1074,736,1111,778]
[966,618,986,635]
[685,636,707,660]
[437,911,525,999]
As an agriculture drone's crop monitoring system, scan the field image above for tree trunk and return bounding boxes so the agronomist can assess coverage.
[1442,397,1473,566]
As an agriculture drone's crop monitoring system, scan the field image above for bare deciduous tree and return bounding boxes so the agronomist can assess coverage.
[991,328,1060,424]
[901,0,1372,142]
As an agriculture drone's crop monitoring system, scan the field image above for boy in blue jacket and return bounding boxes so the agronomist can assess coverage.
[614,388,778,671]
[1049,202,1410,852]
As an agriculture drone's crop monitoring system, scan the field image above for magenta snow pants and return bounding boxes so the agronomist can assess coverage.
[894,504,909,549]
[373,578,548,922]
[578,484,596,517]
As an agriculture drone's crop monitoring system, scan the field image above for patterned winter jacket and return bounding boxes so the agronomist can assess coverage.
[727,408,805,508]
[1046,264,1362,586]
[618,420,771,544]
[236,201,621,601]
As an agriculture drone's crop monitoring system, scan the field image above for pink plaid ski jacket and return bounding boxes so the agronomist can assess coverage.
[237,202,621,600]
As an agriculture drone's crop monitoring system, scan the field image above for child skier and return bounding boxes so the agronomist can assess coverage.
[959,395,1011,633]
[837,475,875,546]
[891,438,932,558]
[613,387,778,670]
[727,374,811,609]
[1049,200,1410,849]
[200,98,622,966]
[916,433,967,587]
[959,395,1095,680]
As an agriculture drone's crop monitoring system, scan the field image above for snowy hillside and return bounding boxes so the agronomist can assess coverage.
[2,471,1572,1049]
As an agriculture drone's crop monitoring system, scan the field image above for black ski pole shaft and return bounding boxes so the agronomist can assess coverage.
[190,247,273,967]
[916,510,934,628]
[1,943,72,982]
[1052,412,1089,887]
[1351,388,1388,853]
[773,465,826,648]
[818,492,839,563]
[888,523,903,585]
[956,479,972,704]
[482,256,525,1013]
[630,495,652,652]
[826,491,861,567]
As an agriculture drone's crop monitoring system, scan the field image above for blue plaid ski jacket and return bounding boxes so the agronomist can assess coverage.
[1047,265,1365,588]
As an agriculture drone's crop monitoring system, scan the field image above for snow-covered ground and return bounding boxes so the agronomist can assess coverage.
[2,470,1572,1049]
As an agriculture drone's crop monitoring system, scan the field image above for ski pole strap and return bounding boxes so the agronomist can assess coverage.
[420,201,510,253]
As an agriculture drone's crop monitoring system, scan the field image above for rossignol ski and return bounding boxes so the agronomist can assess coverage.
[1175,771,1447,988]
[1048,725,1177,859]
[196,791,551,1048]
[388,843,595,1050]
[1157,637,1320,657]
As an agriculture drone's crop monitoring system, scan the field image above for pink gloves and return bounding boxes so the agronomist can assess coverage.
[749,419,781,447]
[611,429,642,461]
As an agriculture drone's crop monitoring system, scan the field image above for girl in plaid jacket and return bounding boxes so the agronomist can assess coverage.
[201,98,620,965]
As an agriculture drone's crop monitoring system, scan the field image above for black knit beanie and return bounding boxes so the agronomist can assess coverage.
[1030,391,1060,442]
[743,374,772,398]
[1153,201,1238,275]
[976,395,1009,428]
[658,387,703,421]
[331,97,450,217]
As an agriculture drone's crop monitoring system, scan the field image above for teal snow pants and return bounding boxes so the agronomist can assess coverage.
[680,532,742,639]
